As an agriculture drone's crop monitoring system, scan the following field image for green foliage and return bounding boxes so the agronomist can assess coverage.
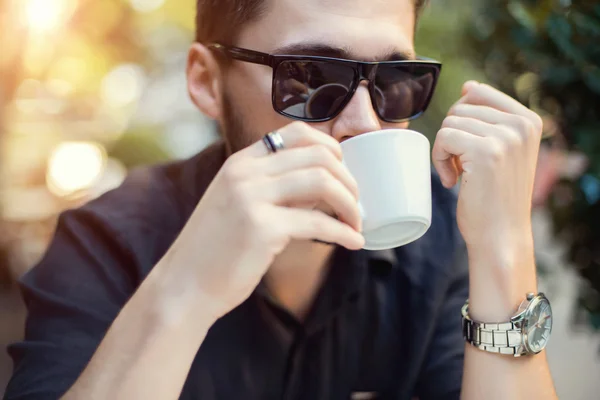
[107,128,172,169]
[413,1,489,140]
[469,0,600,327]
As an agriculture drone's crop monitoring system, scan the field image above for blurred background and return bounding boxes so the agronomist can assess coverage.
[0,0,599,397]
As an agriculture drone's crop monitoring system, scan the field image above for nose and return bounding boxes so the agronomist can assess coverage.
[330,82,382,142]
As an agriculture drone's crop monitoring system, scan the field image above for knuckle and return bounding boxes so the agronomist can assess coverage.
[221,158,246,183]
[501,126,523,149]
[320,147,340,170]
[226,149,249,166]
[485,139,505,163]
[311,168,334,192]
[278,121,305,141]
[473,82,489,96]
[442,115,460,128]
[530,112,543,133]
[469,84,489,102]
[291,120,309,130]
[312,144,333,162]
[437,127,454,142]
[313,173,338,198]
[450,104,467,116]
[288,121,311,136]
[311,166,331,182]
[515,116,534,134]
[512,115,539,143]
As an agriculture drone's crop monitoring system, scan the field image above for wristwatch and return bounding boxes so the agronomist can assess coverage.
[461,292,553,357]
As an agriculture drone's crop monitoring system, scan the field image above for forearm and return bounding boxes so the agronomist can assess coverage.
[62,261,216,400]
[461,233,557,400]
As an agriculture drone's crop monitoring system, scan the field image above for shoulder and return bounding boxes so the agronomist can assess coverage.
[25,141,228,286]
[87,142,220,220]
[76,140,226,241]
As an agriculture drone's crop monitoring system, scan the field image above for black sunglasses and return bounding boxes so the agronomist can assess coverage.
[209,43,442,123]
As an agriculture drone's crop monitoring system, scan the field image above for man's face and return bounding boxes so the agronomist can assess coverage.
[219,0,416,153]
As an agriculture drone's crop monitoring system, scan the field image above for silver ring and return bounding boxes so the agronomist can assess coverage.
[263,131,285,154]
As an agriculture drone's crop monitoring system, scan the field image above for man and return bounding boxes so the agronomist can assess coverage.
[5,0,558,399]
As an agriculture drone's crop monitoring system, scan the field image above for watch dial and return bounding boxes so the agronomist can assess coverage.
[525,298,553,353]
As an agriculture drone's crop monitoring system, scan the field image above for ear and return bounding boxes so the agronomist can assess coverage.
[186,43,223,120]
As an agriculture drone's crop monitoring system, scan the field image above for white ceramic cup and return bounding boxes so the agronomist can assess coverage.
[340,129,432,250]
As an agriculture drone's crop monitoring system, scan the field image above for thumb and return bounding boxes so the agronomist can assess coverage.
[432,139,460,188]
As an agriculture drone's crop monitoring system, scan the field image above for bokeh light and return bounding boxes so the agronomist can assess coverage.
[46,142,107,197]
[14,79,43,115]
[128,0,167,13]
[24,0,76,33]
[47,57,89,88]
[46,79,75,98]
[100,64,147,108]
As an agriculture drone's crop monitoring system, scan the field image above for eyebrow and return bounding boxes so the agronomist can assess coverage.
[271,42,415,62]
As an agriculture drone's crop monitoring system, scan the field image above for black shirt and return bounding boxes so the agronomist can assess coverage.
[5,141,469,400]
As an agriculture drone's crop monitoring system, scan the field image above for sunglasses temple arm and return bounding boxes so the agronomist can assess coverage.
[208,43,272,66]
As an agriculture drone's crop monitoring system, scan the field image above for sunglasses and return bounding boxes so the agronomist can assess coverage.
[209,43,442,123]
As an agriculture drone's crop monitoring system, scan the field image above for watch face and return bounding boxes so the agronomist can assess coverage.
[524,296,553,353]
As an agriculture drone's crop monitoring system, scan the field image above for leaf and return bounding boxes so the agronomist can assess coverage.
[546,12,573,39]
[546,13,588,63]
[571,11,600,36]
[507,0,537,31]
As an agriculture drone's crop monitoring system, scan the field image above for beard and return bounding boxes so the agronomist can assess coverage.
[220,91,261,156]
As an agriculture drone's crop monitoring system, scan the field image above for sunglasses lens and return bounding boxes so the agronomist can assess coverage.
[274,61,355,120]
[373,64,438,121]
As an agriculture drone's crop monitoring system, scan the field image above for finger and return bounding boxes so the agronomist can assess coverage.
[256,145,360,200]
[263,167,362,232]
[448,104,513,125]
[275,207,365,250]
[449,103,542,144]
[432,128,483,187]
[452,156,464,176]
[295,201,319,210]
[451,80,478,109]
[442,115,496,138]
[456,81,537,121]
[462,80,479,96]
[240,121,342,159]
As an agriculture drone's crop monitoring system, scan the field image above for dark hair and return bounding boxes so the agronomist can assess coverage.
[195,0,428,44]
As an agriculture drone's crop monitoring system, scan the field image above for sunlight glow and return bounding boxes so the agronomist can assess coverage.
[128,0,167,13]
[47,142,107,197]
[100,64,146,108]
[24,0,75,33]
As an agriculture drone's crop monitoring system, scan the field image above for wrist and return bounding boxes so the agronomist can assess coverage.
[148,260,219,331]
[466,230,538,321]
[464,222,533,254]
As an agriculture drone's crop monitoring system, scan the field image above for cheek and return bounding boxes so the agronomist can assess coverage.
[224,66,292,134]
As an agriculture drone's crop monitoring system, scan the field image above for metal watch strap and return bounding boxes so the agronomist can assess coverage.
[462,303,524,356]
